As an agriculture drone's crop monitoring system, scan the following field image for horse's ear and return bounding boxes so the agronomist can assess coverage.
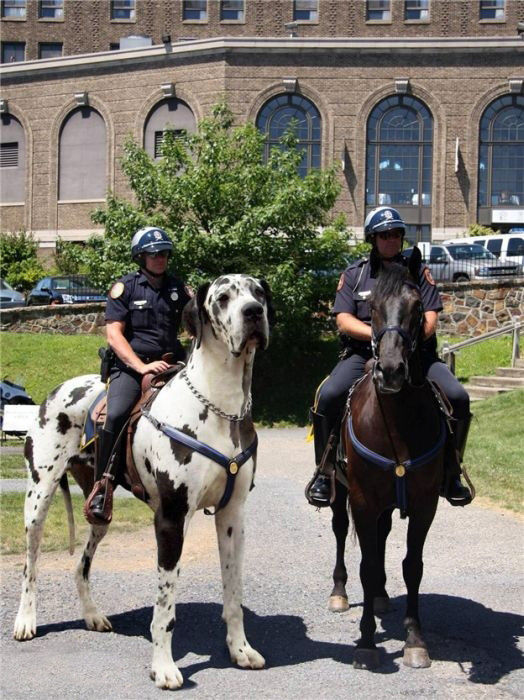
[182,282,210,348]
[408,245,422,280]
[259,278,276,328]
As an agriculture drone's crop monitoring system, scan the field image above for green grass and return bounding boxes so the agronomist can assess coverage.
[1,491,154,555]
[0,452,26,478]
[439,334,519,385]
[465,390,524,513]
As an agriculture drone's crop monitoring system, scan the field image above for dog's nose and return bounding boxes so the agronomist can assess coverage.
[242,302,263,320]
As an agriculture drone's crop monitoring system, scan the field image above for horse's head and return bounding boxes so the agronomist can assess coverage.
[183,274,275,357]
[369,248,424,394]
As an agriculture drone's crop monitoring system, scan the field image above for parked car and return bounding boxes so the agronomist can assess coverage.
[403,243,522,282]
[443,232,524,267]
[0,379,35,436]
[0,278,25,309]
[26,276,106,306]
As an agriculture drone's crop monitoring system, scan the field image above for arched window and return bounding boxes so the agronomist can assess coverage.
[143,98,196,159]
[256,93,321,177]
[478,95,524,212]
[59,107,106,200]
[366,95,433,210]
[0,113,25,203]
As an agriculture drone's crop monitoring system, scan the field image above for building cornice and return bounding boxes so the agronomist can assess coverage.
[1,36,522,80]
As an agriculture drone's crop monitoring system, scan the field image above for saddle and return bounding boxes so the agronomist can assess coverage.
[81,364,184,501]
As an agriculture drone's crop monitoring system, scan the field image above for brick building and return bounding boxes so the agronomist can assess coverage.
[1,0,523,250]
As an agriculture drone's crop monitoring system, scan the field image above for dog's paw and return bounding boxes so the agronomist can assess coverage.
[150,660,184,689]
[230,644,266,669]
[13,611,36,641]
[85,612,112,632]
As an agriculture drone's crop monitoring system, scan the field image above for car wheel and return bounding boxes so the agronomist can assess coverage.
[453,273,469,282]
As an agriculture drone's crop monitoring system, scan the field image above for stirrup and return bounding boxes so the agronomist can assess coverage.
[84,477,114,525]
[305,471,335,508]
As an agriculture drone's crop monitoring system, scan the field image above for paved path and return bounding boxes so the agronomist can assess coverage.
[1,428,523,699]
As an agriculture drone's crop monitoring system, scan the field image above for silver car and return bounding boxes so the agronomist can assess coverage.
[0,278,25,309]
[404,243,522,282]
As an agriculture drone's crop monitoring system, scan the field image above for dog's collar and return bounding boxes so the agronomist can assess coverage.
[180,369,252,422]
[141,409,257,515]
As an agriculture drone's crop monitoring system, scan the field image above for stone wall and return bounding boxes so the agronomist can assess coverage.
[437,279,523,337]
[1,280,522,338]
[0,303,106,335]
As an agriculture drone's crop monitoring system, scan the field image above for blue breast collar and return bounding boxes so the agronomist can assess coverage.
[142,409,258,515]
[347,410,447,517]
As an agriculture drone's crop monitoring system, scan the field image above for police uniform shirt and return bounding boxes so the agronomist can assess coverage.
[105,271,191,359]
[332,254,442,351]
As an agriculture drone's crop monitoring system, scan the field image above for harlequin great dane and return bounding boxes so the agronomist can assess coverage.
[14,274,274,690]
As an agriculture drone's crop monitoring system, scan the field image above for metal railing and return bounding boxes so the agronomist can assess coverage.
[440,320,522,375]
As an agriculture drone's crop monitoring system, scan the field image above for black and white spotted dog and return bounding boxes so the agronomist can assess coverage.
[14,274,273,690]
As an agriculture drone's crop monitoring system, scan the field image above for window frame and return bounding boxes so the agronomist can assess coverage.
[182,0,208,22]
[1,41,25,63]
[366,0,391,22]
[1,0,26,20]
[110,0,136,22]
[219,0,244,22]
[479,0,505,21]
[404,0,430,22]
[38,41,63,59]
[292,0,318,22]
[38,0,64,21]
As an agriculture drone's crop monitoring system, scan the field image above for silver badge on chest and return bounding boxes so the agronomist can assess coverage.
[170,290,179,301]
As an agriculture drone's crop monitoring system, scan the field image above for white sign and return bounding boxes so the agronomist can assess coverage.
[492,209,524,224]
[2,404,39,433]
[454,137,459,173]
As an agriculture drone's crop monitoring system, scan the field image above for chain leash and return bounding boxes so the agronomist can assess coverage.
[180,369,252,422]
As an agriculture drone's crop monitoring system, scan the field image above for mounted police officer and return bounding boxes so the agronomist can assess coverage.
[306,206,472,509]
[85,226,191,524]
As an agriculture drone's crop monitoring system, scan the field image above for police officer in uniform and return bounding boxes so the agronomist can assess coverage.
[86,226,191,523]
[306,206,472,508]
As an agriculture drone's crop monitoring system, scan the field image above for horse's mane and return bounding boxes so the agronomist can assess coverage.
[370,263,410,304]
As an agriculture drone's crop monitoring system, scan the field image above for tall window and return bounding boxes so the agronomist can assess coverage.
[183,0,207,20]
[1,41,25,62]
[38,42,62,58]
[0,113,25,203]
[1,0,26,18]
[39,0,63,19]
[59,107,106,200]
[220,0,243,21]
[404,0,429,20]
[366,95,433,208]
[478,95,524,208]
[480,0,505,20]
[293,0,318,21]
[144,99,196,159]
[111,0,135,21]
[366,0,391,21]
[256,93,321,178]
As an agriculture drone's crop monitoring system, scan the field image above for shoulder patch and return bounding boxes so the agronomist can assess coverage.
[109,282,125,299]
[423,267,436,286]
[337,273,345,291]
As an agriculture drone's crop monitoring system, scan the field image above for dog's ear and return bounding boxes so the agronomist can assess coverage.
[407,245,422,281]
[259,278,276,328]
[182,282,210,348]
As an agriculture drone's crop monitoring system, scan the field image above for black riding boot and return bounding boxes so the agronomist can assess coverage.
[306,410,336,508]
[85,428,116,524]
[444,414,473,507]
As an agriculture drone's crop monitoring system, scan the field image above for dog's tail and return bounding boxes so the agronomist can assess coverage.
[59,473,75,555]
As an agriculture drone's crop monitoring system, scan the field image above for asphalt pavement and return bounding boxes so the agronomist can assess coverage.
[1,427,523,699]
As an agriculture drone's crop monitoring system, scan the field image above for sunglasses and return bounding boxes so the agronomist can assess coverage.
[146,251,169,258]
[377,230,403,240]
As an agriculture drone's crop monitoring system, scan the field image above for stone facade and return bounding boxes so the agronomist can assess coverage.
[1,280,522,338]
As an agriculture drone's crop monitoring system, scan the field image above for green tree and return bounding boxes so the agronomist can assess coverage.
[0,231,45,291]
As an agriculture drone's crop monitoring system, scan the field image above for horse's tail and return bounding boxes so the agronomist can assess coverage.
[59,473,75,555]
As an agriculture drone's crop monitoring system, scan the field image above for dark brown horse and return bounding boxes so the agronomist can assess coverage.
[329,247,446,670]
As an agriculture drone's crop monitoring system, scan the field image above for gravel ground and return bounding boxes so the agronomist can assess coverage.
[1,427,523,699]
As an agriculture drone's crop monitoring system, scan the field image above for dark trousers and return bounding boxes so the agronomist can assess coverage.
[317,350,470,435]
[104,367,142,437]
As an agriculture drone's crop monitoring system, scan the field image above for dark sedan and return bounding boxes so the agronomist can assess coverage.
[0,278,26,309]
[26,276,106,306]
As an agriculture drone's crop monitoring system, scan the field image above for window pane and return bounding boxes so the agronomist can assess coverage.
[1,0,26,18]
[183,0,207,20]
[293,0,318,21]
[38,42,62,58]
[367,0,391,20]
[1,41,25,62]
[39,0,63,19]
[111,0,135,20]
[405,0,429,20]
[480,0,505,20]
[220,0,243,20]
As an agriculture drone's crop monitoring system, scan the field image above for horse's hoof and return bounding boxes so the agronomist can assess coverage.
[373,596,390,616]
[403,646,431,668]
[353,648,380,670]
[328,595,349,613]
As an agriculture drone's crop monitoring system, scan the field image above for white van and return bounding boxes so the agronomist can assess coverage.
[443,231,524,267]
